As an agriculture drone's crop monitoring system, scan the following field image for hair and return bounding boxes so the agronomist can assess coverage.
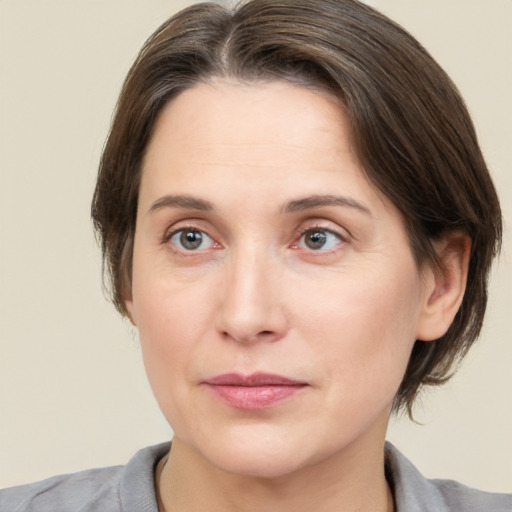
[91,0,502,415]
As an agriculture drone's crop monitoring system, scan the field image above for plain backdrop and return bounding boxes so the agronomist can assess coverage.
[1,0,511,491]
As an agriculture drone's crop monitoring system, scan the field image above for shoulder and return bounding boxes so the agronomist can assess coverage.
[0,466,123,512]
[431,478,512,512]
[0,443,170,512]
[386,442,512,512]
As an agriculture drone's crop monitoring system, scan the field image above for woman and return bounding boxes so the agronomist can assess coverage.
[1,0,510,510]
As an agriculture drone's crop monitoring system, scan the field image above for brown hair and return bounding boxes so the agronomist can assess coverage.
[91,0,502,415]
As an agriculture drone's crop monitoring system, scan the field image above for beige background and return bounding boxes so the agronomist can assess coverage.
[1,0,511,491]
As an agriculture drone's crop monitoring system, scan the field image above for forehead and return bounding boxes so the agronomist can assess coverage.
[141,80,366,195]
[149,79,347,139]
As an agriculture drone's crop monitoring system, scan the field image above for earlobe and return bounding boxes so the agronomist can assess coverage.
[416,232,471,342]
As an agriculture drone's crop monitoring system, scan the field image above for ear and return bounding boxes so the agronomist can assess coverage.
[416,231,471,341]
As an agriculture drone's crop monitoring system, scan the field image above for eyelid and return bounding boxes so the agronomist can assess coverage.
[292,220,350,241]
[162,218,212,242]
[290,222,350,253]
[162,222,222,253]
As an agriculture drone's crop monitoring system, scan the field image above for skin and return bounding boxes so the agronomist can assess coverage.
[126,80,469,512]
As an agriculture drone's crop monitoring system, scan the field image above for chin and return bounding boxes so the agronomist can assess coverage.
[185,424,335,480]
[209,444,309,479]
[172,423,304,479]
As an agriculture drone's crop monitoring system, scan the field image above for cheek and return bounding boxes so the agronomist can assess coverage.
[131,269,216,404]
[301,263,423,406]
[132,249,217,343]
[133,291,208,442]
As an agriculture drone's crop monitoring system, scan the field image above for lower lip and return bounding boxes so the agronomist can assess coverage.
[205,384,306,409]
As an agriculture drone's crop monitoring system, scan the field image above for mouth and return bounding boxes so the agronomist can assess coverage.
[202,372,308,410]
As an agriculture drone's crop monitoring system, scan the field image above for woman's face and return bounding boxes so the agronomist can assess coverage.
[127,80,434,478]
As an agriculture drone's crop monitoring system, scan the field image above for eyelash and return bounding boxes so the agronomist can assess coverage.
[291,225,347,253]
[163,226,221,253]
[162,223,348,255]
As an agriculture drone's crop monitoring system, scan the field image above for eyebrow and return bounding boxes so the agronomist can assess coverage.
[283,194,372,215]
[147,193,371,216]
[148,194,214,213]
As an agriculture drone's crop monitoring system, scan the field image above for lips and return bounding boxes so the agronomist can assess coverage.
[203,372,308,409]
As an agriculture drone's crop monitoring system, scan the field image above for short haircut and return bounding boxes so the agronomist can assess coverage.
[92,0,502,415]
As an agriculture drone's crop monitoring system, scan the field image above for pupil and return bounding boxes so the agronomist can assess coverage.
[181,230,202,250]
[306,230,326,249]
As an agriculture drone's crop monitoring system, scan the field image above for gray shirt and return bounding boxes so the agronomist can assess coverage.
[1,443,510,511]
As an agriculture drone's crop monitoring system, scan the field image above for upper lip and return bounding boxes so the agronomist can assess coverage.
[203,372,307,386]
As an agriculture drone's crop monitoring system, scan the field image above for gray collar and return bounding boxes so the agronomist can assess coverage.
[385,442,511,511]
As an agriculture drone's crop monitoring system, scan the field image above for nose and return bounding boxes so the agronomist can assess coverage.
[215,247,289,344]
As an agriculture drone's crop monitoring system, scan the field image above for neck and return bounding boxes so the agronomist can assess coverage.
[156,436,394,512]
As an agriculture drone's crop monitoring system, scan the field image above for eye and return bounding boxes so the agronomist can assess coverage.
[298,228,343,251]
[169,228,215,251]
